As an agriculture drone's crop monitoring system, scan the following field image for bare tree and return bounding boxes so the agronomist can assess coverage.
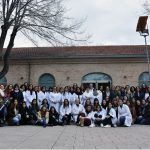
[0,0,89,79]
[143,0,150,14]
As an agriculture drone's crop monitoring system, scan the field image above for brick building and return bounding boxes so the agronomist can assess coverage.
[0,45,149,89]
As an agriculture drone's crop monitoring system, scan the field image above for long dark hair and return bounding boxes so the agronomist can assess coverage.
[63,99,69,107]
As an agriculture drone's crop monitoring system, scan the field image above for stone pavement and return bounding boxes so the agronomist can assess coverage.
[0,125,150,149]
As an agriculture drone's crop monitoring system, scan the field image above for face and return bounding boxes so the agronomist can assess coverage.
[60,87,64,93]
[51,107,55,113]
[136,100,140,105]
[113,99,117,104]
[9,85,13,90]
[53,87,57,92]
[22,103,26,108]
[86,105,91,111]
[64,99,69,105]
[108,103,112,108]
[42,106,47,112]
[141,100,145,105]
[43,99,47,103]
[77,88,81,92]
[86,87,90,92]
[21,85,25,90]
[118,99,123,106]
[127,101,130,106]
[29,84,33,90]
[97,106,101,111]
[106,86,109,91]
[102,100,106,105]
[86,99,91,104]
[105,97,109,101]
[0,84,5,90]
[75,99,80,105]
[14,100,18,105]
[15,85,19,90]
[33,100,37,105]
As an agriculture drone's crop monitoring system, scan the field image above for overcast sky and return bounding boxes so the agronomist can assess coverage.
[13,0,149,47]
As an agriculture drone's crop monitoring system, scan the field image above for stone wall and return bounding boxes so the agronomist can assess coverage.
[1,61,147,86]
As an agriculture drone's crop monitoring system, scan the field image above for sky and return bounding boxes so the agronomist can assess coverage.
[13,0,150,47]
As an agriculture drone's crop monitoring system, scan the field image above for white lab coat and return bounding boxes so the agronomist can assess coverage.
[61,92,71,103]
[106,107,117,125]
[84,111,95,122]
[59,104,72,120]
[49,92,61,112]
[91,92,102,105]
[37,91,47,107]
[93,109,106,120]
[69,93,78,105]
[0,89,4,98]
[24,90,36,108]
[117,104,132,127]
[71,104,85,122]
[82,91,93,105]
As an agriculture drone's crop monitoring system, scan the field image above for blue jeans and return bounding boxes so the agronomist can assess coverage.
[12,114,21,125]
[119,116,126,126]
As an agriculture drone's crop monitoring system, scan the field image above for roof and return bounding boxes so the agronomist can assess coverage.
[9,45,149,60]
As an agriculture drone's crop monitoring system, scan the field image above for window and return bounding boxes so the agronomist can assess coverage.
[0,77,7,86]
[139,72,150,86]
[82,72,112,90]
[39,73,55,89]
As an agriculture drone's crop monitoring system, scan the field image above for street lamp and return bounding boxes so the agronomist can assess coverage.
[136,16,150,85]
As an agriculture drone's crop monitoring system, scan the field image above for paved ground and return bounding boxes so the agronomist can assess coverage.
[0,125,150,149]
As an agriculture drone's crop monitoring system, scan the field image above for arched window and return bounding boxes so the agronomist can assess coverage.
[39,73,55,89]
[0,77,7,86]
[82,72,112,90]
[139,72,150,86]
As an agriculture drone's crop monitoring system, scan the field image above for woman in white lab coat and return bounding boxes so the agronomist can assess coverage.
[103,102,117,127]
[79,104,94,127]
[117,99,132,127]
[93,105,106,127]
[69,87,78,106]
[37,86,47,107]
[82,87,93,106]
[59,99,72,125]
[49,86,61,112]
[91,88,103,105]
[61,86,71,103]
[75,87,83,105]
[24,84,36,108]
[71,98,85,124]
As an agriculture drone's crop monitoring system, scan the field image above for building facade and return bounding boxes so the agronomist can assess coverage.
[0,45,149,88]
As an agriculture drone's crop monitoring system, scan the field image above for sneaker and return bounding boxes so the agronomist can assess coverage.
[112,124,117,128]
[89,124,95,128]
[100,123,104,127]
[104,125,111,128]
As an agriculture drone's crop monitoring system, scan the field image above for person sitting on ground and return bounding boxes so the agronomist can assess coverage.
[19,101,31,125]
[29,99,39,125]
[49,106,59,126]
[59,99,72,125]
[117,99,132,127]
[71,98,85,125]
[79,104,94,127]
[103,102,117,127]
[7,99,21,126]
[36,106,49,127]
[139,96,150,125]
[93,105,106,127]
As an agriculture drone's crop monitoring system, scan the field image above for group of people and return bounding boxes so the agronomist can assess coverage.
[0,82,150,128]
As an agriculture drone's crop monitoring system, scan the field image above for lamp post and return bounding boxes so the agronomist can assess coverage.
[136,16,150,85]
